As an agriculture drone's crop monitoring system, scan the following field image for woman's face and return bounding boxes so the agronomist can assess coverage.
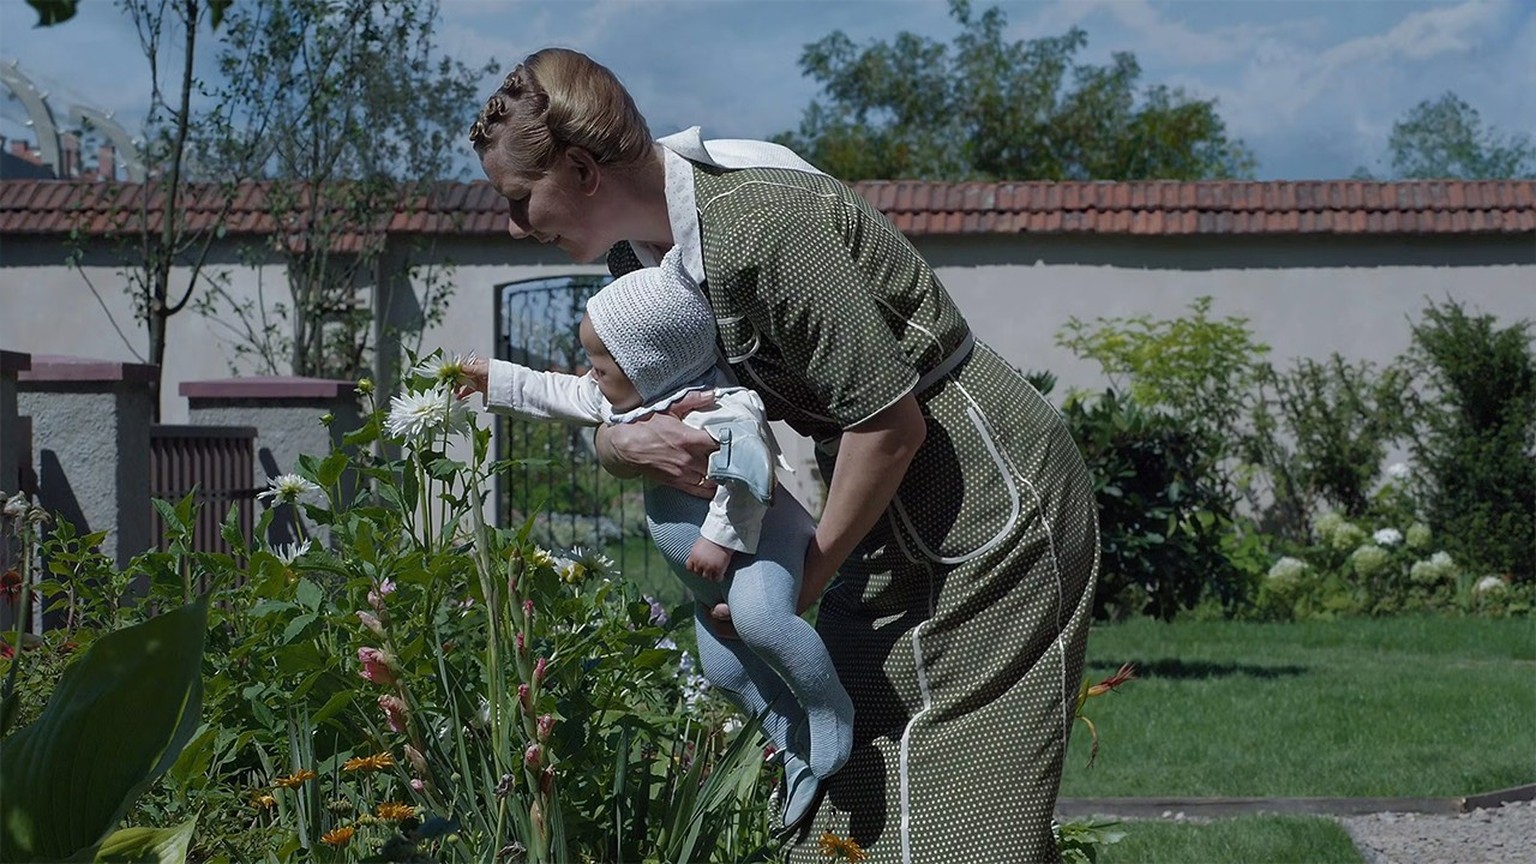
[481,145,608,264]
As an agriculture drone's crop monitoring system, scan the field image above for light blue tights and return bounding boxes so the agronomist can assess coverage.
[645,484,853,781]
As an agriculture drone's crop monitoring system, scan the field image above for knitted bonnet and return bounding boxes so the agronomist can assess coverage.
[585,248,718,404]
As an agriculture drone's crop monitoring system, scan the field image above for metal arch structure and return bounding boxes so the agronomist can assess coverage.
[68,104,147,181]
[0,61,62,176]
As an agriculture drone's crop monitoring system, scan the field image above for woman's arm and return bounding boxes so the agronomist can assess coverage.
[798,392,927,613]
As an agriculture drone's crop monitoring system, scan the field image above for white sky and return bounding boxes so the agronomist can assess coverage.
[1,0,1532,180]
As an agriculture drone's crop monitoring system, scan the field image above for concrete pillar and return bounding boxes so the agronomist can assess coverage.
[181,377,361,546]
[16,355,157,570]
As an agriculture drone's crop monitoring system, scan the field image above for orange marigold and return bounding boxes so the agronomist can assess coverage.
[375,801,416,821]
[250,794,277,809]
[343,752,396,773]
[273,769,317,789]
[320,825,355,847]
[818,831,867,861]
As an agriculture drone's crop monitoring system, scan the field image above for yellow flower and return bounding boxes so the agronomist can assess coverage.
[273,769,317,789]
[375,801,416,821]
[320,825,355,847]
[818,832,867,861]
[343,752,396,773]
[250,794,277,809]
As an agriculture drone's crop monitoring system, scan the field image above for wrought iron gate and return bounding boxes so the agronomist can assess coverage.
[495,274,663,588]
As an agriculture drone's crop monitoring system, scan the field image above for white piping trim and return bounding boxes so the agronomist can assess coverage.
[699,179,840,215]
[897,544,936,864]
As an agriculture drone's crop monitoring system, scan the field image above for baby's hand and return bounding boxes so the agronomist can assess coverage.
[686,537,735,582]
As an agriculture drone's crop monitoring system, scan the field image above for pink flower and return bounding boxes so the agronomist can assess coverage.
[515,632,526,655]
[378,694,409,733]
[404,744,428,776]
[537,714,555,742]
[523,599,534,620]
[533,656,547,685]
[523,743,541,770]
[517,683,532,715]
[356,611,385,636]
[410,778,425,792]
[358,647,397,686]
[367,579,397,611]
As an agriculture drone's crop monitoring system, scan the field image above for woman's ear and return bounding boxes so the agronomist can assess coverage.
[566,146,601,196]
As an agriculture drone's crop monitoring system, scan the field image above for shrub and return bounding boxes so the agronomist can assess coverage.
[1057,295,1270,499]
[1061,389,1244,621]
[1245,354,1409,541]
[1397,298,1535,583]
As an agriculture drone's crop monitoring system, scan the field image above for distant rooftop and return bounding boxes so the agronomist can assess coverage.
[1,177,1532,238]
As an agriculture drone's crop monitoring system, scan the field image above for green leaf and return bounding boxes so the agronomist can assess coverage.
[316,450,348,489]
[311,690,354,728]
[152,498,188,537]
[0,597,208,861]
[220,504,246,553]
[280,612,318,645]
[166,725,217,793]
[26,0,78,27]
[91,818,196,863]
[294,578,323,612]
[207,0,232,30]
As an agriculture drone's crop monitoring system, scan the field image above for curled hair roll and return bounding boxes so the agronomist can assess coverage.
[469,49,651,174]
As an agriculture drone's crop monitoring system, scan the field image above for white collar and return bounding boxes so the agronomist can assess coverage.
[633,127,826,286]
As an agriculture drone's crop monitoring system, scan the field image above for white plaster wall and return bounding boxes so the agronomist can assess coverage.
[0,245,289,422]
[5,230,1532,518]
[938,260,1536,401]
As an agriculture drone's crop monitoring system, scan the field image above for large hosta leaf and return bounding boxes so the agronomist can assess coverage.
[91,818,197,863]
[1,597,208,861]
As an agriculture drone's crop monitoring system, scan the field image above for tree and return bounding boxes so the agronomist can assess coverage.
[1385,92,1535,179]
[773,0,1254,181]
[63,0,237,421]
[193,0,493,383]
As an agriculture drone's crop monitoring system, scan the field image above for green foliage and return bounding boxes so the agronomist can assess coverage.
[1386,91,1535,179]
[1057,297,1270,458]
[1399,298,1535,583]
[30,0,231,29]
[776,0,1254,181]
[0,597,207,862]
[1061,389,1242,621]
[1056,818,1126,864]
[1245,354,1409,539]
[1055,296,1274,619]
[191,0,496,380]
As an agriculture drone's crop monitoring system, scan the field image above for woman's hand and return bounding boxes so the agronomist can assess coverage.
[456,355,489,399]
[594,391,720,498]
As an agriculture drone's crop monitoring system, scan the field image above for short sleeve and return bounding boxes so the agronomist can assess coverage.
[714,209,918,428]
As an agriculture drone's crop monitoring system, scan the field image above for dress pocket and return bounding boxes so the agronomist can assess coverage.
[889,383,1021,565]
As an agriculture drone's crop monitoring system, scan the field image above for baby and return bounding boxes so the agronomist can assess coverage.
[468,248,851,830]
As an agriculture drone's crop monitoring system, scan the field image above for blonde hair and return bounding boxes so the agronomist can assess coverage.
[469,48,652,174]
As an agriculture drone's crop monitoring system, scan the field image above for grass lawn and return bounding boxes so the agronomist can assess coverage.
[1098,815,1364,864]
[1059,616,1536,798]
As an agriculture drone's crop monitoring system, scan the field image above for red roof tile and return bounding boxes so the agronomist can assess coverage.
[1,178,1532,240]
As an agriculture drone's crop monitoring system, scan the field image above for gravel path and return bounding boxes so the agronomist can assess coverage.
[1336,800,1535,864]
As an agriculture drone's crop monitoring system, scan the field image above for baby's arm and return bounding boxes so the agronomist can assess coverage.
[483,358,608,425]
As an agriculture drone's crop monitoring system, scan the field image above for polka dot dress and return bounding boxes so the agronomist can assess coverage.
[611,165,1100,863]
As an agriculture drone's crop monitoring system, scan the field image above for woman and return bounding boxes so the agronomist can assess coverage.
[465,48,1099,863]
